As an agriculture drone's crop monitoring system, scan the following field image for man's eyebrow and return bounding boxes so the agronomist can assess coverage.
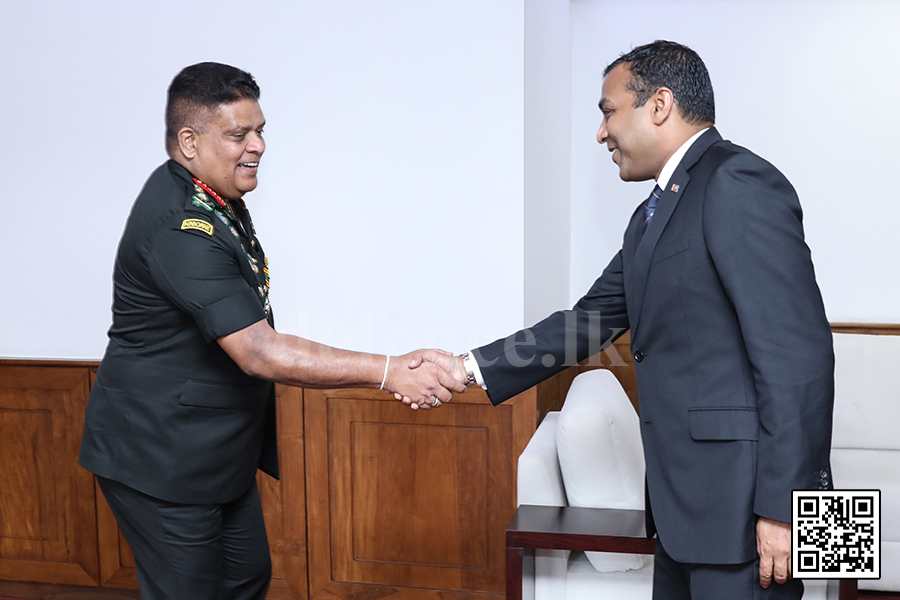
[227,122,265,133]
[598,98,612,111]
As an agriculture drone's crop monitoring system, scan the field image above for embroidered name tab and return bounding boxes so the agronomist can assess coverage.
[181,218,214,235]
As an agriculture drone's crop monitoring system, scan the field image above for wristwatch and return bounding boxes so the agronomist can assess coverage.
[460,352,478,387]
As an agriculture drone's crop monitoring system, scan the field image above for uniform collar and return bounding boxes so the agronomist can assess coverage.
[167,159,194,186]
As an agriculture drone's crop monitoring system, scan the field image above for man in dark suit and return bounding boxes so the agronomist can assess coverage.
[79,62,464,600]
[411,41,834,599]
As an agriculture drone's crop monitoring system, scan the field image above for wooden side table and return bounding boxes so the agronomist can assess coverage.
[505,505,655,600]
[505,504,858,600]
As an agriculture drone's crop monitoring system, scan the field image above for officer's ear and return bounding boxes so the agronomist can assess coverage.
[176,127,200,160]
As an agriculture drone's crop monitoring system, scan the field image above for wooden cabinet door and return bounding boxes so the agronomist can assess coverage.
[305,387,535,600]
[0,365,99,586]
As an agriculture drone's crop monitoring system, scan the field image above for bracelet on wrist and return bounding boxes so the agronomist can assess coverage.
[379,355,391,390]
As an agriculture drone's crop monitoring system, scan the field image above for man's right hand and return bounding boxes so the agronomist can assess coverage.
[385,350,466,410]
[391,351,468,408]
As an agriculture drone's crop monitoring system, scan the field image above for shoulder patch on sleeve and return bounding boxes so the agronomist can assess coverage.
[181,218,214,235]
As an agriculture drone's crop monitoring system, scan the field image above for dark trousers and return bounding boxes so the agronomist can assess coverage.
[653,538,804,600]
[98,476,271,600]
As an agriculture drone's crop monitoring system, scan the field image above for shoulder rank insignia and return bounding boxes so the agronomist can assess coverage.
[181,218,214,236]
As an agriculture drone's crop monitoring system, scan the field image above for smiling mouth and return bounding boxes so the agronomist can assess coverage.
[239,162,259,168]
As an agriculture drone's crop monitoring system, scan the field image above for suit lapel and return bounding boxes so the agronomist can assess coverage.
[625,128,722,342]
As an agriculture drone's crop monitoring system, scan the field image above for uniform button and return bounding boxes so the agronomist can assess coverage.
[819,470,828,478]
[633,351,644,362]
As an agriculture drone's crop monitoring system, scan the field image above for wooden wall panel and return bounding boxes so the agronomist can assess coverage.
[830,323,900,335]
[0,365,98,586]
[305,386,535,600]
[0,361,309,597]
[260,384,307,600]
[6,322,887,598]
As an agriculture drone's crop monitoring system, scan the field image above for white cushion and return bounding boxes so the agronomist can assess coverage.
[831,449,900,542]
[556,370,646,573]
[802,579,838,600]
[832,333,900,450]
[534,548,569,600]
[831,448,900,590]
[860,542,900,591]
[518,412,566,507]
[565,551,653,600]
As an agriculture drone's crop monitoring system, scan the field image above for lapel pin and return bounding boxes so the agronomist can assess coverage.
[671,183,680,193]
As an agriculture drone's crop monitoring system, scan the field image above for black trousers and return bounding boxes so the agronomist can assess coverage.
[652,537,804,600]
[98,476,271,600]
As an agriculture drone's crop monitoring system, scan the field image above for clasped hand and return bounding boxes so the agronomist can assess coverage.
[384,350,467,410]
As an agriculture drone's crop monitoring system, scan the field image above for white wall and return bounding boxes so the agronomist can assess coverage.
[570,0,900,323]
[0,0,525,359]
[524,0,572,326]
[2,0,897,360]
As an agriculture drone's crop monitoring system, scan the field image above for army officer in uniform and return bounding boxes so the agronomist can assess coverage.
[79,62,464,600]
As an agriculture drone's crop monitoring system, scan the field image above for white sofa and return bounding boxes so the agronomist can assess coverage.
[515,334,900,600]
[831,331,900,592]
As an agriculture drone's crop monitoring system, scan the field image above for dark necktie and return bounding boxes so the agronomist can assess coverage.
[639,184,663,238]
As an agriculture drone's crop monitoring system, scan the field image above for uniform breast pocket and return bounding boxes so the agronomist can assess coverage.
[688,407,759,441]
[651,236,690,265]
[178,379,263,410]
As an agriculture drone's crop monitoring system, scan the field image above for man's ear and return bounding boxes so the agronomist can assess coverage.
[176,127,199,160]
[651,87,676,126]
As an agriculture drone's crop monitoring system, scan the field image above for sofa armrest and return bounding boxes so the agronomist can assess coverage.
[517,412,566,507]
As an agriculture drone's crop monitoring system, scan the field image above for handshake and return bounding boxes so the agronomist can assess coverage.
[383,349,470,411]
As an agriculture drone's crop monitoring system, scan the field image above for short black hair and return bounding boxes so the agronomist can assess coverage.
[604,40,715,125]
[165,62,261,153]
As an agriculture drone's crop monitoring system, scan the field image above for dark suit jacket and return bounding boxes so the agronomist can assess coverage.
[475,128,834,564]
[80,160,278,505]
